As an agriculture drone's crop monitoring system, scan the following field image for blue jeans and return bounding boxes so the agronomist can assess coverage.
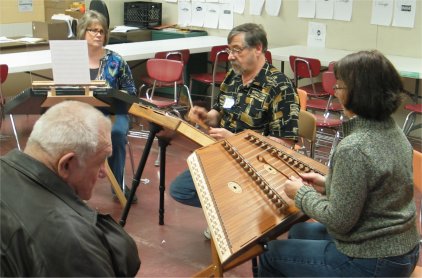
[169,169,202,207]
[108,114,129,189]
[258,222,419,277]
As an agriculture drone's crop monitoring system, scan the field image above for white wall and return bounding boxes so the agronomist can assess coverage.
[99,0,422,58]
[0,22,33,37]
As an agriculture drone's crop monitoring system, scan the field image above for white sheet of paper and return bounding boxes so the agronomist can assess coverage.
[166,0,177,2]
[191,2,206,27]
[219,3,234,30]
[371,0,393,26]
[233,0,245,14]
[392,0,416,28]
[178,2,192,27]
[316,0,334,19]
[49,40,90,85]
[204,3,220,28]
[265,0,282,16]
[111,25,140,33]
[333,0,353,21]
[250,0,265,15]
[18,0,33,12]
[298,0,316,18]
[307,22,326,48]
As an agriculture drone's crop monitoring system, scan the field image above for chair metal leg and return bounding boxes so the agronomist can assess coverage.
[403,111,416,135]
[10,114,21,150]
[210,83,216,108]
[154,146,160,167]
[126,140,135,177]
[183,84,193,108]
[327,130,341,167]
[402,111,421,136]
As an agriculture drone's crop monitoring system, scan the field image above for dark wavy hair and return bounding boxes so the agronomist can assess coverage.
[227,23,268,52]
[333,50,404,121]
[76,10,109,46]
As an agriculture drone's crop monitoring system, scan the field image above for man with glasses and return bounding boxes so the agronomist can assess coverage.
[170,23,299,238]
[76,10,138,203]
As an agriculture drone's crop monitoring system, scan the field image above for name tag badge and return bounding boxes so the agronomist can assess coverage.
[223,97,235,109]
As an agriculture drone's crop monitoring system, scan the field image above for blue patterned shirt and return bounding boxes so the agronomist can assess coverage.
[97,49,136,96]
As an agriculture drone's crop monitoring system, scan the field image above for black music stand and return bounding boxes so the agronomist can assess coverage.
[4,83,138,116]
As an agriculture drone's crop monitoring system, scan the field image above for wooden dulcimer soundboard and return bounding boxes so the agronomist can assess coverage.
[128,103,215,147]
[188,130,328,276]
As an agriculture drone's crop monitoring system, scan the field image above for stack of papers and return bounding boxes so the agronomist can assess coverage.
[111,26,140,33]
[16,37,45,43]
[0,36,15,44]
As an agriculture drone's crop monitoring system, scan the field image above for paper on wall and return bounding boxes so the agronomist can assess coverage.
[265,0,282,16]
[392,0,416,28]
[307,22,326,48]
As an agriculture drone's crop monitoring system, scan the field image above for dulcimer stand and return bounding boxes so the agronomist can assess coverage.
[119,120,171,226]
[119,102,215,227]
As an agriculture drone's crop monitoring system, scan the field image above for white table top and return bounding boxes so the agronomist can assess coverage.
[106,35,227,61]
[269,45,422,79]
[1,35,227,74]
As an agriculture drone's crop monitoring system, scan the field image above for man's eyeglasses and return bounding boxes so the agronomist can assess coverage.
[225,47,247,56]
[86,29,105,36]
[333,85,346,91]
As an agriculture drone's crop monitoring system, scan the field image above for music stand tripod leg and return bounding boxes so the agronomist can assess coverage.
[157,136,171,225]
[119,122,163,227]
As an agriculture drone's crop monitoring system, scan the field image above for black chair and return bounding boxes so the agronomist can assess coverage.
[89,0,110,28]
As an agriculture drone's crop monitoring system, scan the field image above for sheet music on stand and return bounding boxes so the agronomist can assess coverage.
[49,40,91,85]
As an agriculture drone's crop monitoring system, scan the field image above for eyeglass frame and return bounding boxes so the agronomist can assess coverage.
[86,28,105,36]
[225,46,248,56]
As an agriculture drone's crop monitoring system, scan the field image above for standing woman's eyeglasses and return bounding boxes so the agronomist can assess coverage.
[86,29,105,36]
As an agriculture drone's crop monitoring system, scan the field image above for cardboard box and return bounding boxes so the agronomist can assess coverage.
[109,29,152,43]
[64,9,84,19]
[32,20,69,41]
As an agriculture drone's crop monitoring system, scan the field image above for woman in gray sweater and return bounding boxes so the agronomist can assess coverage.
[258,50,419,277]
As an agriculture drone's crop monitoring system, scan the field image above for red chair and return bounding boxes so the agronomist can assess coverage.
[0,64,7,128]
[265,50,272,64]
[141,58,192,109]
[402,103,422,136]
[289,55,329,99]
[306,70,343,113]
[139,49,191,108]
[189,45,229,107]
[0,64,21,150]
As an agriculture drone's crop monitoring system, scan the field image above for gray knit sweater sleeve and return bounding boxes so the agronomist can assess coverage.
[296,144,370,232]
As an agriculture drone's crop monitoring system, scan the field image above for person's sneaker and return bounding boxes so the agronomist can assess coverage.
[203,227,211,240]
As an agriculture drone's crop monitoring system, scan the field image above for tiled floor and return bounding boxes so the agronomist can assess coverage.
[0,114,253,277]
[1,114,421,277]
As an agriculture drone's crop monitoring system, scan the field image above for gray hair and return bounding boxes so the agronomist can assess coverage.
[27,101,111,165]
[76,10,109,46]
[228,23,268,52]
